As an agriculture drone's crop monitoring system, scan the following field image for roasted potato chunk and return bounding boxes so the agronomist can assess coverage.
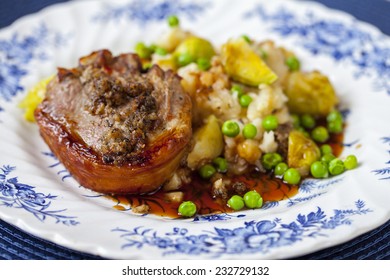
[187,115,224,169]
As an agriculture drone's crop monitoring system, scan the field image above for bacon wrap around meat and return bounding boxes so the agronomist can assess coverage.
[35,50,192,194]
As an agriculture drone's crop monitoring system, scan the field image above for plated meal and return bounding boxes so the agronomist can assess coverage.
[1,0,389,260]
[21,16,357,218]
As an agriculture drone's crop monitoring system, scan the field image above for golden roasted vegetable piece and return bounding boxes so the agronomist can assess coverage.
[237,139,262,164]
[221,38,278,86]
[187,115,224,169]
[154,55,177,71]
[174,36,215,66]
[19,76,53,122]
[288,130,321,176]
[284,70,338,117]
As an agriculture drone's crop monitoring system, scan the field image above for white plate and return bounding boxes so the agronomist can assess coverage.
[0,0,389,259]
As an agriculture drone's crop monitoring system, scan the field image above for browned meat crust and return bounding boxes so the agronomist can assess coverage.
[35,50,192,194]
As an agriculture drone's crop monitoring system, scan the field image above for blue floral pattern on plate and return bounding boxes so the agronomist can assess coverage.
[286,177,344,207]
[372,137,390,180]
[245,5,390,95]
[42,151,72,182]
[0,165,78,225]
[93,0,208,25]
[0,23,69,102]
[113,200,371,257]
[193,213,246,222]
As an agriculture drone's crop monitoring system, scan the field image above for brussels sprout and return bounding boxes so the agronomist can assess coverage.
[220,38,278,86]
[284,70,338,117]
[287,130,321,176]
[174,36,215,67]
[187,115,224,169]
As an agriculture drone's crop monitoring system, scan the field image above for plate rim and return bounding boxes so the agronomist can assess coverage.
[0,0,389,259]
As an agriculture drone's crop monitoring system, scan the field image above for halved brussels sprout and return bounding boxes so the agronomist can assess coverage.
[284,70,338,117]
[220,38,278,86]
[287,130,321,176]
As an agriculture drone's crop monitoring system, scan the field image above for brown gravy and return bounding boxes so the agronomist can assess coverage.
[111,129,344,218]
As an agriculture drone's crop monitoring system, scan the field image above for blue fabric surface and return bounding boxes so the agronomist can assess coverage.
[0,0,389,260]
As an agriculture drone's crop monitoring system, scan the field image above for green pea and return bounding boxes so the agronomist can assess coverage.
[328,120,343,133]
[142,63,152,71]
[259,48,268,59]
[310,161,329,178]
[148,44,157,52]
[311,126,329,143]
[154,47,168,56]
[301,114,316,129]
[274,162,288,176]
[297,126,310,138]
[135,42,153,59]
[178,201,196,217]
[321,153,336,164]
[327,110,343,133]
[199,164,216,179]
[285,56,300,71]
[243,123,257,139]
[239,94,253,107]
[213,157,228,173]
[320,144,333,155]
[283,168,301,185]
[241,34,251,43]
[222,120,240,137]
[328,158,345,175]
[291,114,300,128]
[262,115,279,131]
[327,110,343,123]
[167,15,180,27]
[177,53,195,67]
[344,155,358,170]
[231,84,244,97]
[197,58,211,71]
[261,152,283,170]
[227,195,245,210]
[243,190,263,209]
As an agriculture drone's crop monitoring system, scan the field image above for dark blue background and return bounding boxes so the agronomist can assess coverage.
[0,0,389,260]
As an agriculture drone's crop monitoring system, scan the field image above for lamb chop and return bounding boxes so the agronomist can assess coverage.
[35,50,192,194]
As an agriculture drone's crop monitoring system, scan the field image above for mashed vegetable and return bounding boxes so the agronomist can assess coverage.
[19,76,53,122]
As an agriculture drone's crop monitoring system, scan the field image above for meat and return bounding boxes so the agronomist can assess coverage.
[274,123,293,159]
[35,50,192,194]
